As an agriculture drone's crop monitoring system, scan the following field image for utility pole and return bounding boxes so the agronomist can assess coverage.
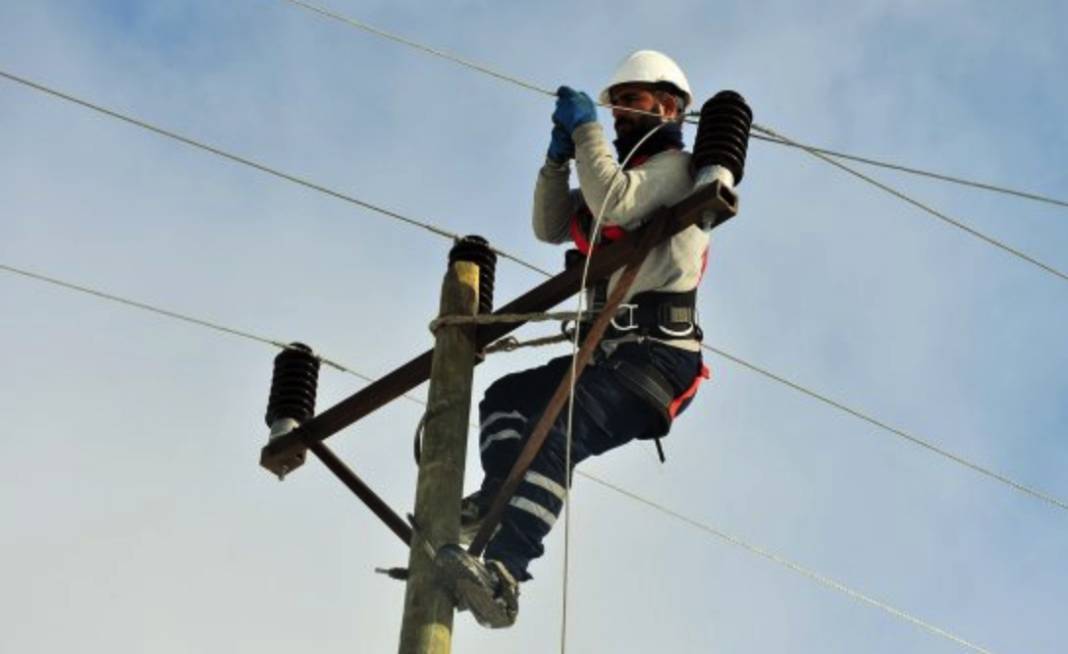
[397,239,487,654]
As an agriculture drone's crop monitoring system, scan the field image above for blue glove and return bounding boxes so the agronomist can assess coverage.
[552,86,597,134]
[547,124,575,162]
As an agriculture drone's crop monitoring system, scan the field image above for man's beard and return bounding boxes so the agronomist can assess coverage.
[614,112,663,140]
[613,112,682,163]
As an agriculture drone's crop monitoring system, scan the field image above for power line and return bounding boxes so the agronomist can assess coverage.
[751,123,1068,285]
[0,260,1026,652]
[278,0,1068,285]
[282,0,1068,212]
[749,132,1068,210]
[3,66,1065,510]
[0,15,1050,650]
[702,344,1068,512]
[0,261,376,383]
[579,473,998,654]
[280,0,555,98]
[0,69,550,280]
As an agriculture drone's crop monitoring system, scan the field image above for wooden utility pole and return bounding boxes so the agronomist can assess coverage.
[397,251,481,654]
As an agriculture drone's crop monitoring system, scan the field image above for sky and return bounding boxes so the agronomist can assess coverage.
[2,1,1066,653]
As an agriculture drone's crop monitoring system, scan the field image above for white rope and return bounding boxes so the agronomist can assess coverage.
[579,472,998,654]
[560,122,669,653]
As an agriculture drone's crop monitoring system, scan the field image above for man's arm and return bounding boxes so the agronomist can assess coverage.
[532,158,576,244]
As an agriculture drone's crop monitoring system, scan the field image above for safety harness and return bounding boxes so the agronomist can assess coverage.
[607,354,710,463]
[566,177,710,459]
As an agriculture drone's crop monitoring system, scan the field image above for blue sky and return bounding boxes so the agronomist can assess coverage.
[2,2,1066,653]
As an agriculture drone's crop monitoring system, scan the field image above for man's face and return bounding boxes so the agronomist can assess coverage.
[609,84,675,137]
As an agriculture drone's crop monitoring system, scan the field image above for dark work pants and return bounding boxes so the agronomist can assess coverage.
[477,340,703,581]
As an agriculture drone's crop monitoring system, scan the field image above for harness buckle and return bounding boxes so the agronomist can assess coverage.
[610,303,640,332]
[656,304,695,338]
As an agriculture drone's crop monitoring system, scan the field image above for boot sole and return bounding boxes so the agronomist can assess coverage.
[436,549,516,629]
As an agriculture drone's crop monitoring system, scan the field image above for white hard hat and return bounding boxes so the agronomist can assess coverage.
[599,50,693,110]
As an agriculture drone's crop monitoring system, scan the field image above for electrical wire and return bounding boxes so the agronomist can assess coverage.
[0,259,1016,654]
[559,122,668,654]
[703,344,1068,512]
[280,0,555,98]
[279,0,1068,286]
[282,0,1068,212]
[751,123,1068,284]
[579,473,998,654]
[0,261,380,386]
[748,132,1068,210]
[1,10,1055,648]
[3,60,1064,513]
[0,69,550,280]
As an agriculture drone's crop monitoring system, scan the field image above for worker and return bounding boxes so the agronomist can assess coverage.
[436,50,712,628]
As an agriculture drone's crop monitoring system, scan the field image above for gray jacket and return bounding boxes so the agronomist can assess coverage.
[532,122,709,352]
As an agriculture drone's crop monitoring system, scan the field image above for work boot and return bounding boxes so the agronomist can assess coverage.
[435,544,519,628]
[459,490,499,546]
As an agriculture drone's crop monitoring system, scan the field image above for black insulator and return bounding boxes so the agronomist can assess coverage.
[265,342,320,427]
[449,235,497,314]
[692,90,754,184]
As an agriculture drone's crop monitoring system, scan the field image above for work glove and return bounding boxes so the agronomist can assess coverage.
[552,86,597,135]
[547,124,575,163]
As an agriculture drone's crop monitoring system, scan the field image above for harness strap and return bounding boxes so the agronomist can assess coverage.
[607,357,711,429]
[567,153,652,255]
[569,206,625,255]
[599,289,702,342]
[668,363,711,420]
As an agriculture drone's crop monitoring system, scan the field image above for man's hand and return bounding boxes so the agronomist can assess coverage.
[552,86,597,134]
[547,124,575,163]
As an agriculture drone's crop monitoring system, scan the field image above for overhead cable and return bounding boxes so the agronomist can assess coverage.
[0,260,1027,652]
[749,132,1068,210]
[751,123,1068,284]
[281,0,1068,212]
[580,473,997,654]
[0,261,377,383]
[0,69,550,279]
[4,67,1065,512]
[703,344,1068,512]
[280,0,555,98]
[280,0,1066,284]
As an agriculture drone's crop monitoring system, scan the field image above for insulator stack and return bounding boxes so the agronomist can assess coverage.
[449,235,497,314]
[692,90,753,188]
[265,342,320,439]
